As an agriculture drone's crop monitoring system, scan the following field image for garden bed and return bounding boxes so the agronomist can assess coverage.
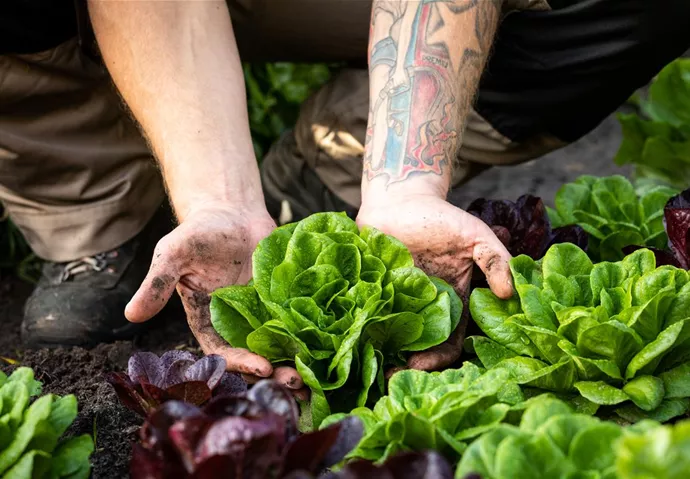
[0,114,632,478]
[0,277,195,478]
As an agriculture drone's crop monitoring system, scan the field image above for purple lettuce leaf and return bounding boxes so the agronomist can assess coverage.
[622,187,690,269]
[214,373,249,397]
[107,351,248,416]
[161,351,198,370]
[140,400,205,452]
[548,225,589,252]
[184,355,226,389]
[283,416,363,475]
[247,380,300,440]
[161,359,196,389]
[131,443,187,479]
[164,382,213,409]
[131,381,362,479]
[188,456,237,479]
[168,416,211,472]
[665,188,690,269]
[129,352,166,386]
[195,415,284,478]
[320,451,453,479]
[106,372,150,417]
[202,395,272,421]
[467,194,587,260]
[318,416,364,469]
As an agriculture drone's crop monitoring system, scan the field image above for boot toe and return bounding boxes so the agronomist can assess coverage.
[21,284,145,348]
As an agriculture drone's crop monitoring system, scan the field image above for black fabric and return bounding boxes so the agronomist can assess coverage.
[0,0,77,55]
[477,0,690,143]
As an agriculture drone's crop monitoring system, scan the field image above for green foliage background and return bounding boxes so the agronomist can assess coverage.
[615,58,690,189]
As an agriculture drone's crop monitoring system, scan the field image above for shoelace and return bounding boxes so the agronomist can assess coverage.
[59,251,118,282]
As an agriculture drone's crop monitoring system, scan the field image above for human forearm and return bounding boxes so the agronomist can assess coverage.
[88,0,263,220]
[363,0,502,200]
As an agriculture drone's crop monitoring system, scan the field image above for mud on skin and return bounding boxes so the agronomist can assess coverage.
[150,273,174,303]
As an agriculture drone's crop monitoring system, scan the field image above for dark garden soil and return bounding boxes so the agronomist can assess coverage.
[0,114,633,479]
[0,277,196,478]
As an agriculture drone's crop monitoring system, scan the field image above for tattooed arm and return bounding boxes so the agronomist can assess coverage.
[364,0,500,195]
[357,0,513,370]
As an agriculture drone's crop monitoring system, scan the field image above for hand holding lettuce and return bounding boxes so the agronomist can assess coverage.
[210,212,462,428]
[468,243,690,422]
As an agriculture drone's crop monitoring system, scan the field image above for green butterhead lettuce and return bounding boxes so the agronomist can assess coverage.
[320,363,563,465]
[456,398,621,479]
[468,243,690,422]
[614,58,690,190]
[615,420,690,479]
[548,175,678,262]
[211,212,462,428]
[0,367,94,479]
[457,400,690,479]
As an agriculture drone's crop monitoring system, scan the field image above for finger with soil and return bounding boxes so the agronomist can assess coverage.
[242,365,304,390]
[178,283,273,377]
[125,245,179,323]
[473,237,514,300]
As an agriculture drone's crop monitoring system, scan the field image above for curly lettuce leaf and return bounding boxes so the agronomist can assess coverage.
[468,244,690,421]
[323,364,542,466]
[211,212,462,428]
[551,175,678,262]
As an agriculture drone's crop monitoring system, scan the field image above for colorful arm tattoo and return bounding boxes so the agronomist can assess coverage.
[364,0,502,186]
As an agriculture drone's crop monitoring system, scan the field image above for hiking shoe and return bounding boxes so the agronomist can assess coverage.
[21,206,173,348]
[261,130,358,225]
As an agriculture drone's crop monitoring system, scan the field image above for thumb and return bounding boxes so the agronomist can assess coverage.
[473,224,514,300]
[125,250,179,323]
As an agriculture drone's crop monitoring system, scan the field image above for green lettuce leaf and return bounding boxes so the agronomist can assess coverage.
[615,420,690,479]
[211,212,462,428]
[458,397,690,479]
[613,59,690,190]
[0,368,93,478]
[323,364,538,465]
[551,175,678,262]
[456,398,616,479]
[468,244,690,421]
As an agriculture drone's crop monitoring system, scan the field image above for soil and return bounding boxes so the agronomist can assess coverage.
[0,279,195,478]
[0,113,633,478]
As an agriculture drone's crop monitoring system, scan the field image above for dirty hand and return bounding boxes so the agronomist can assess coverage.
[123,204,305,395]
[357,193,514,371]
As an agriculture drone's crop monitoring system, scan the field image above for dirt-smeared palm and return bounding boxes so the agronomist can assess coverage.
[124,206,304,391]
[357,194,514,371]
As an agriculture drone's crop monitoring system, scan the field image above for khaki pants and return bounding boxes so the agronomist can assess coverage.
[0,38,165,262]
[2,0,687,261]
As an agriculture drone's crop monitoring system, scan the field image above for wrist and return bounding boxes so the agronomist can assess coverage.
[166,156,266,222]
[176,192,270,223]
[361,175,449,206]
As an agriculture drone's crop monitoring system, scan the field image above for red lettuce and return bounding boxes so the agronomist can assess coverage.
[321,451,453,479]
[130,380,363,479]
[107,351,247,416]
[623,187,690,269]
[665,187,690,268]
[467,195,588,260]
